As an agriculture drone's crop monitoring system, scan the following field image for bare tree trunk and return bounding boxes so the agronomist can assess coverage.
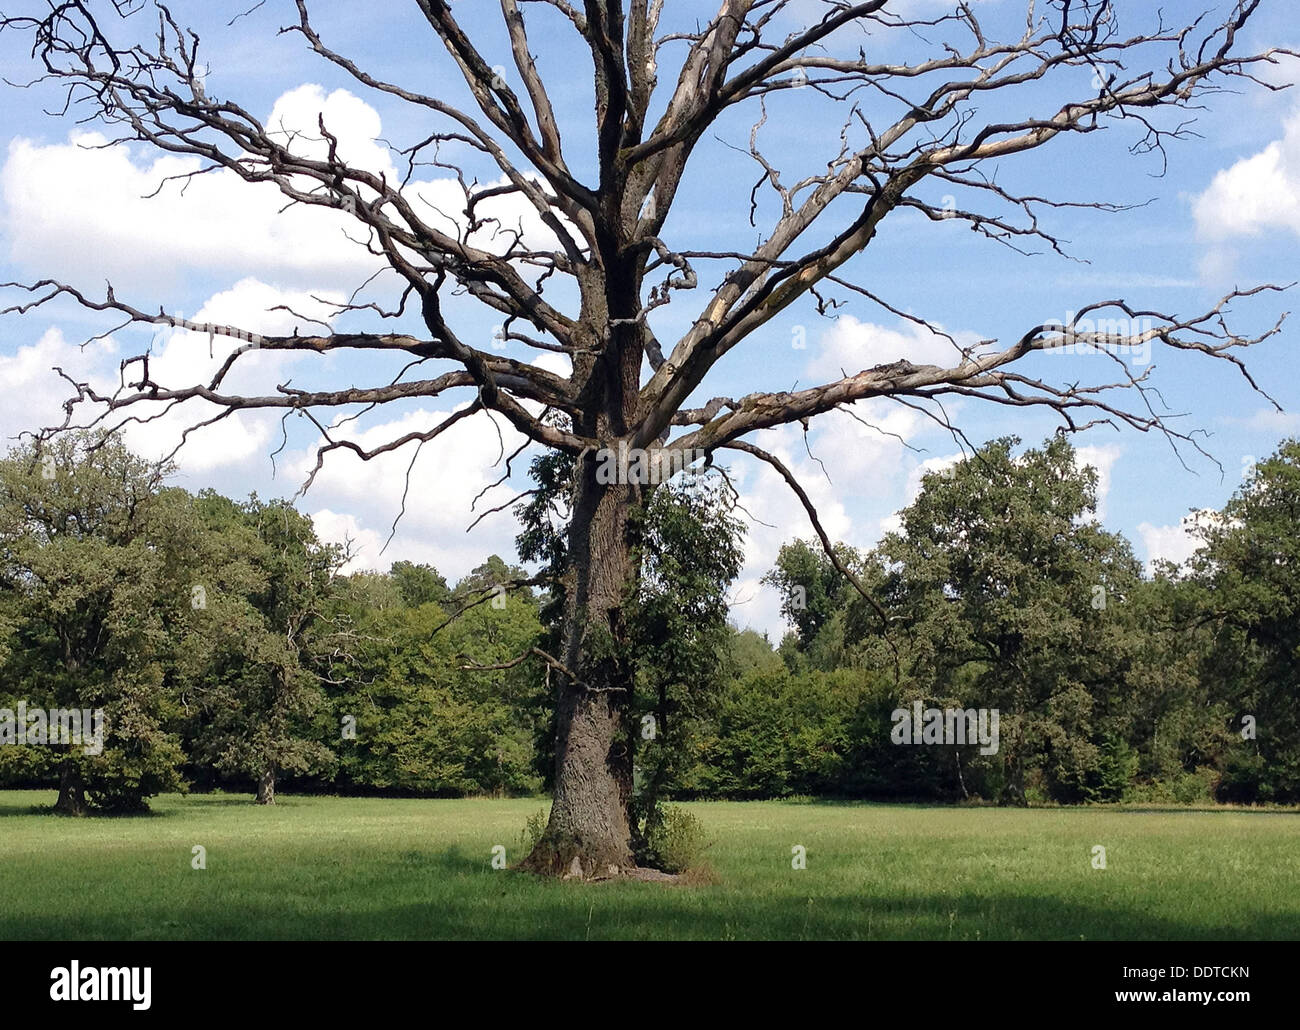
[256,766,276,805]
[54,759,88,816]
[522,453,637,878]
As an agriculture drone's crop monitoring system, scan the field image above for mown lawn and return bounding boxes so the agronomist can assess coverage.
[0,791,1296,940]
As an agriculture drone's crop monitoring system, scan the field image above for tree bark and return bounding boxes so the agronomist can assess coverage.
[256,766,276,805]
[522,450,638,878]
[54,759,88,816]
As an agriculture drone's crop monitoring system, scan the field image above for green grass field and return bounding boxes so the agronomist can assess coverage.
[1,791,1296,940]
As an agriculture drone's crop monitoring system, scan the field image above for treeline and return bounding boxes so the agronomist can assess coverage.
[0,434,549,812]
[0,431,1295,812]
[717,436,1300,806]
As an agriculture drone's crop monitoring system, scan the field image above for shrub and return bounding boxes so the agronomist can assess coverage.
[1173,767,1219,805]
[644,804,709,873]
[518,807,549,855]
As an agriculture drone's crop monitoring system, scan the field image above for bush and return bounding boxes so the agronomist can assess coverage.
[1218,751,1266,804]
[1173,767,1219,804]
[1129,767,1222,805]
[644,804,709,873]
[518,806,549,855]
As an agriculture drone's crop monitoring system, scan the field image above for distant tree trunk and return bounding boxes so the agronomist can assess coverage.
[256,766,276,805]
[954,750,969,800]
[54,760,88,816]
[1002,755,1028,807]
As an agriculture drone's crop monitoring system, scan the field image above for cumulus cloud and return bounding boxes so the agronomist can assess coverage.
[1193,105,1300,285]
[1,129,375,293]
[1194,107,1300,241]
[0,327,117,446]
[118,277,347,472]
[899,452,965,507]
[720,422,855,638]
[804,314,975,382]
[1,84,559,295]
[1075,443,1121,520]
[724,317,984,637]
[309,510,392,574]
[287,406,533,584]
[1137,510,1215,573]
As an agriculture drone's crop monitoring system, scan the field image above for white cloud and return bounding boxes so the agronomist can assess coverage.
[899,452,965,508]
[151,277,342,387]
[720,423,858,639]
[117,277,348,472]
[804,403,925,483]
[0,327,116,446]
[804,314,975,382]
[286,406,533,583]
[1,84,559,296]
[1196,245,1240,287]
[1194,108,1300,241]
[1229,408,1300,435]
[1,129,377,292]
[1191,105,1300,286]
[0,293,303,470]
[728,574,788,643]
[721,317,984,636]
[1137,510,1214,573]
[1075,443,1121,520]
[266,85,395,180]
[309,509,391,574]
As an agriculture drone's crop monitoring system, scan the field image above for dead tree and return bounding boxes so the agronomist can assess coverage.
[0,0,1294,876]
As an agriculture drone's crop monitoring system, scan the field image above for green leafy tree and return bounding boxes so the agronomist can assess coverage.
[2,0,1287,875]
[1187,440,1300,801]
[185,494,343,804]
[327,583,544,796]
[0,434,188,813]
[390,561,451,608]
[873,436,1143,803]
[626,473,743,857]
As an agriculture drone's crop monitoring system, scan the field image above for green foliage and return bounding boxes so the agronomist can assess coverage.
[325,594,545,797]
[763,539,861,651]
[181,494,341,799]
[389,561,450,607]
[1185,439,1300,802]
[727,628,784,677]
[519,806,549,855]
[629,473,745,824]
[4,430,1299,815]
[642,803,709,873]
[870,436,1144,804]
[0,433,190,811]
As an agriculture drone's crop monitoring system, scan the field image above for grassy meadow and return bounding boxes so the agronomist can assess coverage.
[0,791,1296,940]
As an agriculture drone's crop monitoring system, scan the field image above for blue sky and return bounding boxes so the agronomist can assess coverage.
[0,0,1297,638]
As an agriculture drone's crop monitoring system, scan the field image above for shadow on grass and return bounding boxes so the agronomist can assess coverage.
[750,797,1300,816]
[1109,806,1300,816]
[374,884,1300,941]
[22,885,1277,942]
[0,792,318,818]
[0,804,168,820]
